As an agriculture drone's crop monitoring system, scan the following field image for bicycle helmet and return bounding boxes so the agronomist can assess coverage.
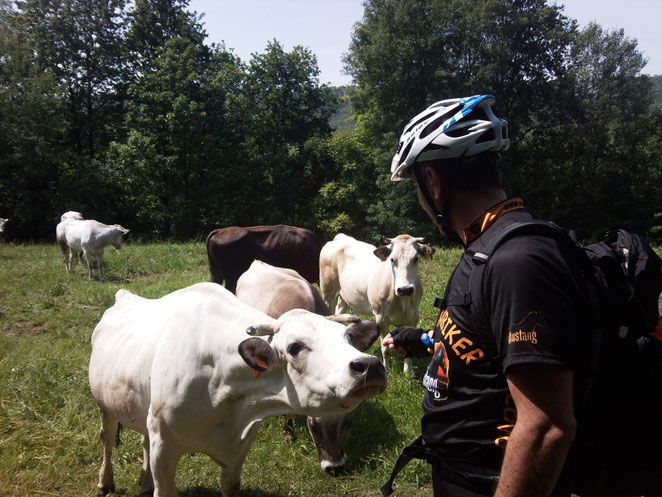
[390,95,509,181]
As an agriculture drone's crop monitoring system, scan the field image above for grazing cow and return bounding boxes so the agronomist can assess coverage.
[320,233,435,373]
[237,261,374,471]
[57,219,129,281]
[89,282,386,497]
[206,225,322,293]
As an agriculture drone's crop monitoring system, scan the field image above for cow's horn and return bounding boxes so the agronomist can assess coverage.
[246,324,276,336]
[413,237,425,243]
[325,314,360,325]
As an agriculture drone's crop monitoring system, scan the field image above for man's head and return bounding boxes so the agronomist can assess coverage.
[390,95,509,238]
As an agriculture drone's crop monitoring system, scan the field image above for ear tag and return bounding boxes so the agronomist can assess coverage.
[252,356,269,379]
[421,332,435,354]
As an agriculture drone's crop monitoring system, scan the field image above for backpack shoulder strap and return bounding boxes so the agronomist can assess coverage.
[467,220,577,364]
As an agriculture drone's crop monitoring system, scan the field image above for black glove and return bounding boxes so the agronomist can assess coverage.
[389,326,431,358]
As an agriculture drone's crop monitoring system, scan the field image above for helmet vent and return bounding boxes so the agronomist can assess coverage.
[420,108,457,139]
[476,128,495,143]
[400,139,414,163]
[405,112,437,135]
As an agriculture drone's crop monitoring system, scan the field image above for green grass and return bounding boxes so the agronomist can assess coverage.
[0,242,462,497]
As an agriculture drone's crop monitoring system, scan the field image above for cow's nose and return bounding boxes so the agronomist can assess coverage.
[350,356,386,381]
[396,285,414,296]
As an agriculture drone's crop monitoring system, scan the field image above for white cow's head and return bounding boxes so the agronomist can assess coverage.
[238,311,386,416]
[373,234,435,296]
[110,225,130,249]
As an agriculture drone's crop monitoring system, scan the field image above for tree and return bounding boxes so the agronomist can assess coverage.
[343,0,577,241]
[107,38,244,238]
[0,1,68,238]
[243,40,337,227]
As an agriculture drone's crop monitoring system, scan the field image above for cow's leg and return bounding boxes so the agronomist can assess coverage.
[97,255,104,282]
[281,414,295,441]
[60,244,71,273]
[219,422,260,497]
[375,314,391,371]
[96,409,118,497]
[84,250,94,280]
[147,414,179,497]
[319,262,339,311]
[139,434,154,496]
[335,295,349,315]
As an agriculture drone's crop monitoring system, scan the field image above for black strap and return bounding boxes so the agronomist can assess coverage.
[466,219,582,364]
[380,436,436,496]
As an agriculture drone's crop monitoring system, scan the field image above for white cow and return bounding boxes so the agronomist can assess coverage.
[89,282,386,497]
[0,218,8,235]
[57,219,129,281]
[320,233,434,373]
[56,211,85,263]
[237,261,377,471]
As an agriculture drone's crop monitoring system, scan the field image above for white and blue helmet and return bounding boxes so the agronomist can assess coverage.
[390,95,510,181]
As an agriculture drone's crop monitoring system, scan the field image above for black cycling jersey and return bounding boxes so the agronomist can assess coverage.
[420,199,582,496]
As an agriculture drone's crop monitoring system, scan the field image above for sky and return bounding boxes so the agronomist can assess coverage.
[187,0,662,87]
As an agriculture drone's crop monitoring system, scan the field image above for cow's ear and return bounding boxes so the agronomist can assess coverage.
[416,243,435,261]
[238,337,277,373]
[373,246,391,261]
[345,320,380,352]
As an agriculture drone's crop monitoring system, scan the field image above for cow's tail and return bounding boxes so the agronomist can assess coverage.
[205,231,223,284]
[116,423,122,447]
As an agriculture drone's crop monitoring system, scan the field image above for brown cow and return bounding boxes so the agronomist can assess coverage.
[236,260,379,471]
[206,225,322,293]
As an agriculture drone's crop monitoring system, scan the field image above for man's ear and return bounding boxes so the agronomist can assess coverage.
[424,165,444,202]
[373,245,391,261]
[238,338,277,373]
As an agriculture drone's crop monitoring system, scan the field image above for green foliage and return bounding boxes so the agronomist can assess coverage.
[0,0,660,246]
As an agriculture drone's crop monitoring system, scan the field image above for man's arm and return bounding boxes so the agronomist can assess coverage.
[494,364,576,497]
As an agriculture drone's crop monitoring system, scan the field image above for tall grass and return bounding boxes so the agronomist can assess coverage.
[0,241,462,497]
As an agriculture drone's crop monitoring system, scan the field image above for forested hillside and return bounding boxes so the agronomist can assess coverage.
[1,0,660,244]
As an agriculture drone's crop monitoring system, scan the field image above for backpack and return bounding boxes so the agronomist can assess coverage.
[466,220,662,497]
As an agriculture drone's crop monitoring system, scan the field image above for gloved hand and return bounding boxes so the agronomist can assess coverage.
[384,326,431,358]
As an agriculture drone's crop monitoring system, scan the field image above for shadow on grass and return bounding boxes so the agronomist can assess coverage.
[180,486,283,497]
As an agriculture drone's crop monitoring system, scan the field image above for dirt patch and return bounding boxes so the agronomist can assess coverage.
[2,319,49,336]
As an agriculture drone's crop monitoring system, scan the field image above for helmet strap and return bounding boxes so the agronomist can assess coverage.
[413,163,462,245]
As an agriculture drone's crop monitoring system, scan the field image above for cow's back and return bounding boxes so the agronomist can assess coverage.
[206,225,322,291]
[236,261,330,318]
[90,283,273,432]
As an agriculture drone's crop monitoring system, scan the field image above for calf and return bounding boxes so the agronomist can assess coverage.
[89,282,386,497]
[320,234,434,373]
[57,219,129,281]
[237,261,373,471]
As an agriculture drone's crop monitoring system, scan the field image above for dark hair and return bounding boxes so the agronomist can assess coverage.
[419,152,502,192]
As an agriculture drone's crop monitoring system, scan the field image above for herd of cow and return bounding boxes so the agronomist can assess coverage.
[47,213,435,496]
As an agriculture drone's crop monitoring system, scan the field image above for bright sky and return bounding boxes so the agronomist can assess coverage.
[188,0,662,87]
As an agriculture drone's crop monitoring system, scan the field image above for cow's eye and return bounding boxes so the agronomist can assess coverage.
[390,257,397,265]
[413,256,419,264]
[287,342,305,357]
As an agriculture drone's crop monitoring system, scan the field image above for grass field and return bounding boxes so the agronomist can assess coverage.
[0,241,463,497]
